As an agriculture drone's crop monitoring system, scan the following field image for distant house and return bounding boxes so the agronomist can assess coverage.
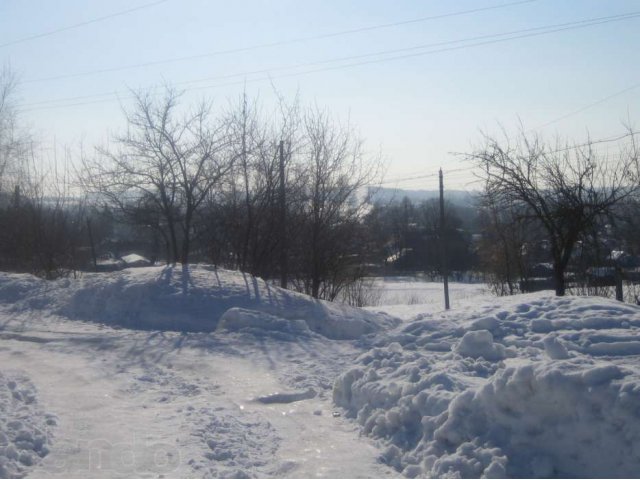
[93,253,152,271]
[95,256,125,272]
[529,262,554,278]
[609,250,640,269]
[121,254,152,268]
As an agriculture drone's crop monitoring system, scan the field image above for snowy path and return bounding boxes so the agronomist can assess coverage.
[0,311,396,478]
[204,355,395,478]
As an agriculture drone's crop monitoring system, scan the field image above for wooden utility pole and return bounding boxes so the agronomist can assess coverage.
[86,217,97,271]
[615,265,624,302]
[279,141,288,289]
[439,168,450,310]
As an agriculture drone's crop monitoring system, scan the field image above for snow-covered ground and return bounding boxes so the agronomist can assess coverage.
[365,276,488,320]
[337,293,640,478]
[1,267,640,478]
[0,266,397,478]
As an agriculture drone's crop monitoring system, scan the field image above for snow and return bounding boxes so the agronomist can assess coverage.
[454,329,511,361]
[0,373,55,478]
[333,293,640,478]
[365,276,488,320]
[2,268,640,478]
[0,266,398,478]
[218,308,312,337]
[0,265,397,340]
[120,253,151,267]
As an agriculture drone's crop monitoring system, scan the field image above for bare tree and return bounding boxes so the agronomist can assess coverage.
[297,106,382,299]
[82,87,233,264]
[477,197,529,296]
[470,128,639,296]
[223,91,267,271]
[0,67,84,278]
[0,66,17,193]
[0,66,31,196]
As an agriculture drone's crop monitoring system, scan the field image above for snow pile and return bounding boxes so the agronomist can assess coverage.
[217,308,313,337]
[0,373,55,478]
[454,329,512,361]
[334,293,640,478]
[0,265,396,340]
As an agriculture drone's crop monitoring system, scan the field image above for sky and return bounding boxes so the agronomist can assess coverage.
[1,0,639,191]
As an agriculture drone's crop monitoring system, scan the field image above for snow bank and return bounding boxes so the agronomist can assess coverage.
[0,266,397,340]
[217,308,312,336]
[334,294,640,478]
[454,330,512,361]
[0,373,55,478]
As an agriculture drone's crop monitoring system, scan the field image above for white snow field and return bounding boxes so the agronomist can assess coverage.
[365,277,488,320]
[1,266,640,478]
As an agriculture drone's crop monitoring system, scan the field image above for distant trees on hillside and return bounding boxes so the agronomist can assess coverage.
[365,196,477,275]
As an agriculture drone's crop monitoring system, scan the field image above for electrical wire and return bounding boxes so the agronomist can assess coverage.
[22,0,538,84]
[532,81,640,131]
[0,0,169,49]
[370,167,469,187]
[548,131,640,153]
[16,10,640,112]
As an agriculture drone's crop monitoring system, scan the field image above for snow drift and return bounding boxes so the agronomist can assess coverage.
[0,373,55,478]
[334,294,640,478]
[0,266,396,340]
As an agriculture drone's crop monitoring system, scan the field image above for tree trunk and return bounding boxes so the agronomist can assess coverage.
[86,217,97,271]
[311,276,321,299]
[167,219,179,265]
[181,235,190,265]
[553,262,566,296]
[181,211,192,265]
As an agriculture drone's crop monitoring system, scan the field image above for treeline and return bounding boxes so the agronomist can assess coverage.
[2,64,640,301]
[0,68,89,278]
[1,72,382,299]
[364,196,478,274]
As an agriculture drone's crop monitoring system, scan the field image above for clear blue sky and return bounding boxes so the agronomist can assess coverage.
[1,0,639,189]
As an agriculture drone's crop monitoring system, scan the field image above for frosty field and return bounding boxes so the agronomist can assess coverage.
[1,266,640,478]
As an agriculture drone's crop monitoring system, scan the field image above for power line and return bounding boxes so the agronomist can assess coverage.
[372,134,639,189]
[23,0,538,84]
[381,166,470,183]
[0,0,168,49]
[19,12,640,109]
[372,167,469,186]
[548,131,640,153]
[16,11,640,112]
[449,131,639,165]
[25,11,595,109]
[532,81,640,131]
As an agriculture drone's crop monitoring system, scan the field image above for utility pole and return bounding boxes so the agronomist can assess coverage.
[439,168,450,310]
[279,140,288,289]
[86,217,97,271]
